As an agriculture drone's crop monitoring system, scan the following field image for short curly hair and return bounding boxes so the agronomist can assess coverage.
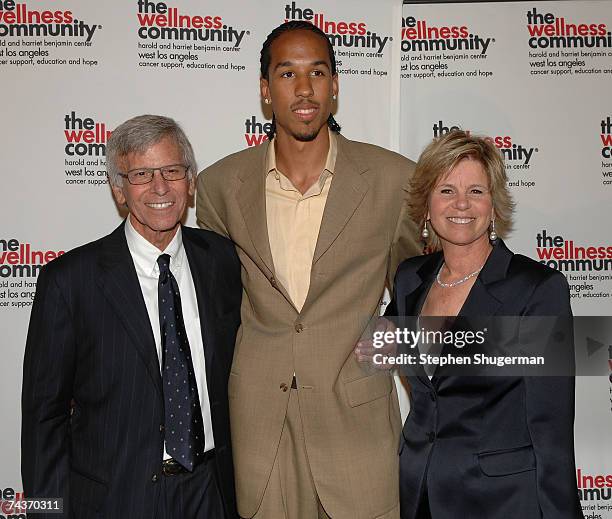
[408,129,515,251]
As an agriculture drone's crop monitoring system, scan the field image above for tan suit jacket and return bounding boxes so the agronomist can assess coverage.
[197,134,420,519]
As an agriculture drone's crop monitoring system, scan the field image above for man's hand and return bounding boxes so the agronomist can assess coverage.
[354,317,398,370]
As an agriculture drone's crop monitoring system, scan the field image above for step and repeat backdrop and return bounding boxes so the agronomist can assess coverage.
[398,1,612,516]
[1,0,610,515]
[0,0,404,504]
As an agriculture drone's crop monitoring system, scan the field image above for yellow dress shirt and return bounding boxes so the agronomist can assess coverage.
[265,131,337,311]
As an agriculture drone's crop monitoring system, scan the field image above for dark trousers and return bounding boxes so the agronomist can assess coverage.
[156,453,225,519]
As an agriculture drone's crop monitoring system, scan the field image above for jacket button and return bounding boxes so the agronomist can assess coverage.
[427,431,436,443]
[280,383,289,392]
[151,474,159,482]
[270,276,277,288]
[429,392,436,402]
[295,323,304,333]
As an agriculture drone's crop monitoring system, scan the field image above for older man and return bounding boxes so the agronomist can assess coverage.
[22,115,240,518]
[197,21,420,519]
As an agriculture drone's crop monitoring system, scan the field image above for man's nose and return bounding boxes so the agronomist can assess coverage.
[150,170,170,194]
[295,75,314,98]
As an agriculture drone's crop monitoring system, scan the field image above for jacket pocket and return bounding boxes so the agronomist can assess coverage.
[69,467,108,512]
[477,444,536,476]
[345,372,392,407]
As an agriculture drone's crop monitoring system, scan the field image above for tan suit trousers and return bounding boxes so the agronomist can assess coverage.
[251,388,331,519]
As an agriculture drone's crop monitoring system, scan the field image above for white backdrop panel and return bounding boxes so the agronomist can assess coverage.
[1,0,399,493]
[399,1,612,515]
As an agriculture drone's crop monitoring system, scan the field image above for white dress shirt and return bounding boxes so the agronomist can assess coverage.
[124,216,214,458]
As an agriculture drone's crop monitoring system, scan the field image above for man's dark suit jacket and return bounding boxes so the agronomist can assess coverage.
[389,240,583,519]
[21,223,241,519]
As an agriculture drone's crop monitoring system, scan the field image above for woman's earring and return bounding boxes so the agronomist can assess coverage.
[421,220,430,239]
[489,219,497,242]
[264,98,271,105]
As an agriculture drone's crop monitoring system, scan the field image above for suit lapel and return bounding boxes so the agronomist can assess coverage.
[182,230,215,372]
[235,141,295,309]
[401,254,443,387]
[312,134,369,264]
[97,223,162,397]
[431,240,513,387]
[457,240,512,318]
[236,141,275,275]
[406,240,512,320]
[300,136,370,314]
[404,254,443,317]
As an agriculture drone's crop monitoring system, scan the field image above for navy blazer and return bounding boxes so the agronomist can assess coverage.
[390,240,583,519]
[22,223,241,518]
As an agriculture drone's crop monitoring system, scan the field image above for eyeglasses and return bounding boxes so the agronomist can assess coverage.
[119,164,189,185]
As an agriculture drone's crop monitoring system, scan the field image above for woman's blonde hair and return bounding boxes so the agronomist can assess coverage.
[408,129,515,251]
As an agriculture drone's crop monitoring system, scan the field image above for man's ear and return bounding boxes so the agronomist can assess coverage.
[260,77,270,104]
[111,184,126,206]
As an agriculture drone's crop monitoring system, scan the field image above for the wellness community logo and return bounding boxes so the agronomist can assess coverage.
[536,230,612,274]
[284,2,390,55]
[0,237,64,278]
[601,116,612,159]
[576,469,612,502]
[602,116,612,187]
[64,111,111,157]
[1,238,64,310]
[432,121,537,168]
[0,487,26,517]
[527,7,612,50]
[244,115,271,147]
[0,1,100,42]
[400,15,493,55]
[136,0,248,48]
[64,112,111,186]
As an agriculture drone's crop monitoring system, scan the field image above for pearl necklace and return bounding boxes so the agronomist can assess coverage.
[436,262,484,288]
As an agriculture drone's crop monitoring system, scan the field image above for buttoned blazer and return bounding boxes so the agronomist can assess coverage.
[21,223,241,519]
[390,240,583,519]
[197,134,421,519]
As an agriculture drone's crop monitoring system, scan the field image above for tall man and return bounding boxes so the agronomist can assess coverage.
[22,115,241,518]
[197,21,420,519]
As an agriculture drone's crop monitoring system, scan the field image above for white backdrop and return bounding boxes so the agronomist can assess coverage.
[1,0,401,499]
[1,0,610,515]
[399,1,612,515]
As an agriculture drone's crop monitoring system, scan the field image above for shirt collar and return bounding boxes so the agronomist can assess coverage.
[266,127,337,179]
[124,214,184,277]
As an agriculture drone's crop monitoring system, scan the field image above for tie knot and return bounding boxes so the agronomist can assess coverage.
[157,254,171,283]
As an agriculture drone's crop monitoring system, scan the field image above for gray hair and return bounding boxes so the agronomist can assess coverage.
[106,114,197,186]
